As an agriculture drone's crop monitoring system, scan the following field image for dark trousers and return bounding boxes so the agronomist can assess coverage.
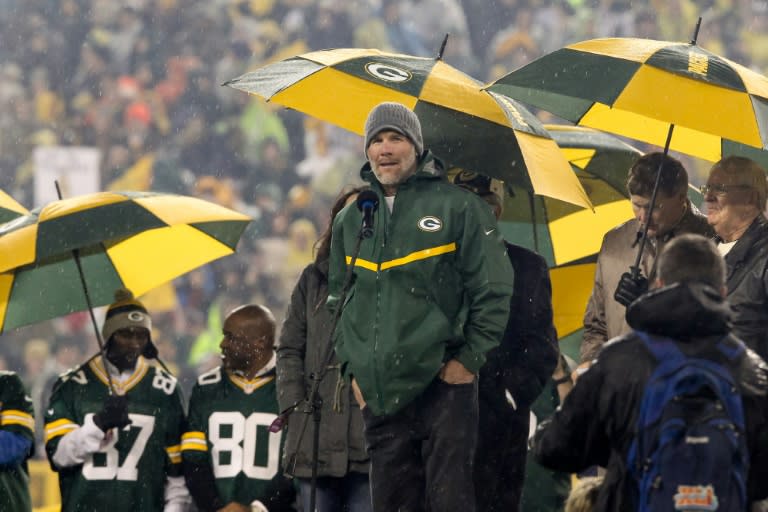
[474,393,530,512]
[361,378,479,512]
[299,472,372,512]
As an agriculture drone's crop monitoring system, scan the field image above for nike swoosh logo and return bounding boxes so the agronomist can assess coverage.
[47,409,54,415]
[484,228,495,235]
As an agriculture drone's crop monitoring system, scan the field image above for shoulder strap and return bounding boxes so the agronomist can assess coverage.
[635,330,685,367]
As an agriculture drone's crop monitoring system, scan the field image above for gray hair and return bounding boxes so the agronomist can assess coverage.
[710,156,768,211]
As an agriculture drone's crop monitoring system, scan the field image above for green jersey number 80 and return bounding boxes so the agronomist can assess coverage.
[209,411,281,480]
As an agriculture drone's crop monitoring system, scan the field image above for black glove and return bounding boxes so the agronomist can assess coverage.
[614,272,649,307]
[93,395,132,432]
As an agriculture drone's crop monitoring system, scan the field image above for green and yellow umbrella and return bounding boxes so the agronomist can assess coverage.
[225,47,591,208]
[0,191,251,332]
[0,189,28,224]
[487,37,768,167]
[500,125,640,267]
[494,126,642,358]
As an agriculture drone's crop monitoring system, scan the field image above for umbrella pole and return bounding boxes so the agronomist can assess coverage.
[632,18,700,278]
[437,33,449,60]
[55,182,116,394]
[528,192,539,253]
[629,124,675,279]
[690,17,702,45]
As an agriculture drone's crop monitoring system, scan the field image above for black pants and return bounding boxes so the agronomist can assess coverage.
[474,393,530,512]
[361,378,478,512]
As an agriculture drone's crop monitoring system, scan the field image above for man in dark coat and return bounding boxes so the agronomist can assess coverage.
[453,171,559,512]
[703,155,768,360]
[533,234,768,511]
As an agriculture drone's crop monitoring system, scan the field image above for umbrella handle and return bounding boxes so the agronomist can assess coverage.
[55,181,117,395]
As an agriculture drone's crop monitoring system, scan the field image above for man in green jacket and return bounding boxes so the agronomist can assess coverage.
[328,102,515,512]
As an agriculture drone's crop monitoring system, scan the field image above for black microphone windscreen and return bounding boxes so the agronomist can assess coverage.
[356,190,379,211]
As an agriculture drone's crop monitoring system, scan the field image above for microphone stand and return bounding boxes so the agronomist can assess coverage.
[271,219,370,512]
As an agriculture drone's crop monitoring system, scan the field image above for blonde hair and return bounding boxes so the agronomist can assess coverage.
[565,476,603,512]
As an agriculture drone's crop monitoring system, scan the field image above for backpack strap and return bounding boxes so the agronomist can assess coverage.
[635,331,685,371]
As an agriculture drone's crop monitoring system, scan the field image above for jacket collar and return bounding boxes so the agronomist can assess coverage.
[721,214,768,266]
[626,282,731,339]
[656,201,706,243]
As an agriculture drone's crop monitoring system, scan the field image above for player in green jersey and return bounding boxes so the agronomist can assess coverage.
[182,304,296,512]
[44,290,190,512]
[0,371,35,512]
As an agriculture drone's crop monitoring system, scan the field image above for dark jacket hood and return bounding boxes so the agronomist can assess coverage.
[626,281,731,339]
[359,150,446,185]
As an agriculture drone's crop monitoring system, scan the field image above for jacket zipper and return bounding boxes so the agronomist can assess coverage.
[373,190,391,414]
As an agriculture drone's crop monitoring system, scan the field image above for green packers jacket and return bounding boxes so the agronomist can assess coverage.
[328,152,515,417]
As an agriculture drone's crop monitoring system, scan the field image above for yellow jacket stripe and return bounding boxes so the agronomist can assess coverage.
[346,243,457,272]
[44,418,78,442]
[166,444,182,463]
[181,431,208,452]
[1,410,34,431]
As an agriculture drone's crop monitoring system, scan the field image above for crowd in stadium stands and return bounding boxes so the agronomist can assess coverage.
[1,0,767,456]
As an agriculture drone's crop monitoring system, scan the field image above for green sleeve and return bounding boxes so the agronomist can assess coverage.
[181,383,210,465]
[454,197,515,373]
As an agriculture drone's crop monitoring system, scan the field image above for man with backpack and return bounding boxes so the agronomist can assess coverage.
[532,234,768,511]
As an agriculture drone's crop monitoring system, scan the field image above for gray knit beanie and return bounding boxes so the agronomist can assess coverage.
[363,102,424,158]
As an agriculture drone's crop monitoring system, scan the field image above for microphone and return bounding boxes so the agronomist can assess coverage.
[356,190,379,239]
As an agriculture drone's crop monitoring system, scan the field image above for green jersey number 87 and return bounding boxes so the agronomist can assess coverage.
[82,413,155,481]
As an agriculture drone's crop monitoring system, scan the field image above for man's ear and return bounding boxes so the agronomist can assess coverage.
[720,285,728,298]
[653,278,664,289]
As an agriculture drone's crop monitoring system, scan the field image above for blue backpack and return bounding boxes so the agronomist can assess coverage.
[627,332,749,512]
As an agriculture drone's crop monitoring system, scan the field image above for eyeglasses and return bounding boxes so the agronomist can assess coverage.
[699,183,752,196]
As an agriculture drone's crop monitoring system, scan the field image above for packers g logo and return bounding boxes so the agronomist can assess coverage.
[365,62,412,83]
[128,311,145,322]
[418,216,443,232]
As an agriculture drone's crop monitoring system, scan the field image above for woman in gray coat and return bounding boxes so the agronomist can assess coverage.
[277,186,371,512]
